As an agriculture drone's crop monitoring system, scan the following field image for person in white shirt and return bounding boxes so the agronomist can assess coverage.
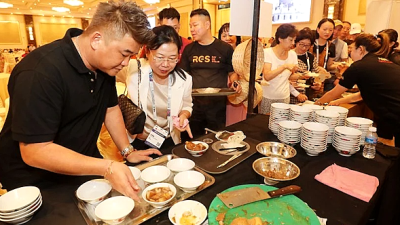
[260,24,301,114]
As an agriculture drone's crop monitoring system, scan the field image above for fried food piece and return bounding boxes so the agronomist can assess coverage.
[230,217,263,225]
[179,211,197,225]
[185,141,206,151]
[145,187,173,202]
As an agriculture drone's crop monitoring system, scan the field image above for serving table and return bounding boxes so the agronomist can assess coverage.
[7,115,398,225]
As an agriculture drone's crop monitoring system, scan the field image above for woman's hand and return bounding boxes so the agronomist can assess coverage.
[297,93,308,102]
[311,82,322,91]
[173,112,193,138]
[126,149,162,163]
[285,64,298,72]
[104,161,141,202]
[231,81,242,94]
[328,100,340,106]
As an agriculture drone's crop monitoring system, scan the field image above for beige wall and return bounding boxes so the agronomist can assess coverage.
[343,0,366,26]
[33,16,82,47]
[0,14,27,49]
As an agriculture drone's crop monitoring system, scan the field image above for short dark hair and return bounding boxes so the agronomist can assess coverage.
[190,8,210,20]
[295,28,314,44]
[146,25,186,83]
[158,7,180,22]
[275,24,298,44]
[316,18,335,40]
[342,21,351,26]
[85,1,154,45]
[218,23,241,46]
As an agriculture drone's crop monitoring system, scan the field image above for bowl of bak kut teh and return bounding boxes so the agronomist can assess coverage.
[185,141,209,157]
[142,183,177,208]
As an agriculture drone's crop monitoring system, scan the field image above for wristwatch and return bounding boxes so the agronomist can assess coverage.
[121,145,136,159]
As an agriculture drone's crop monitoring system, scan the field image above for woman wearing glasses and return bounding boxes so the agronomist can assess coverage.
[118,25,193,151]
[293,28,323,100]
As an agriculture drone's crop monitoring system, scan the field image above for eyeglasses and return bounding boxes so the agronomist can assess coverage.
[153,56,179,64]
[298,43,311,48]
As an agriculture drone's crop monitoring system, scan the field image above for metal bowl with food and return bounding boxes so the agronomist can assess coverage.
[252,157,300,185]
[256,142,296,159]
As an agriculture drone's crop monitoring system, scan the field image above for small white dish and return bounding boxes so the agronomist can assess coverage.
[142,183,176,208]
[76,179,112,204]
[167,158,195,173]
[95,196,134,225]
[140,166,171,184]
[168,200,207,225]
[174,171,205,193]
[0,186,40,213]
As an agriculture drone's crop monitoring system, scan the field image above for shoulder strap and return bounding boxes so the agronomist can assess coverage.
[136,58,142,109]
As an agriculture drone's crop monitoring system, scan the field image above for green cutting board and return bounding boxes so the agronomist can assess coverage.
[208,184,319,225]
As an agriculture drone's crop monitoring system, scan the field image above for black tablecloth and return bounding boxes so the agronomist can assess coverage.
[5,114,399,225]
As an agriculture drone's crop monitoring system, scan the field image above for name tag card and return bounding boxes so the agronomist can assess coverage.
[145,125,169,149]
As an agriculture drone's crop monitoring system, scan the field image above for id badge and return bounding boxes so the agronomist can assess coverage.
[145,125,169,149]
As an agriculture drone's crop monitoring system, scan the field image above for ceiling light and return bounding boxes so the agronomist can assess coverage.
[144,0,160,4]
[0,2,13,8]
[64,0,84,6]
[52,7,70,13]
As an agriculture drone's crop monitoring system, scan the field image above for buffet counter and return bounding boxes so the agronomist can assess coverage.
[9,115,398,225]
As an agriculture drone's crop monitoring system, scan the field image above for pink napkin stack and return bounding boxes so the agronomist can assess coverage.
[315,164,379,202]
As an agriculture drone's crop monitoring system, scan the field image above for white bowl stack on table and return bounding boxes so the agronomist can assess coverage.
[345,117,373,145]
[289,105,312,124]
[333,126,362,156]
[278,120,302,145]
[325,106,349,126]
[315,110,340,144]
[301,122,329,156]
[302,104,324,121]
[269,103,290,134]
[0,186,42,225]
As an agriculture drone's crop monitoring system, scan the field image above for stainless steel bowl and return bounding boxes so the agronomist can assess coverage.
[256,142,297,159]
[252,157,300,185]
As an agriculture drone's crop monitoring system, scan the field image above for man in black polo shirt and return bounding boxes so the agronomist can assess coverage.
[179,9,241,137]
[0,1,160,201]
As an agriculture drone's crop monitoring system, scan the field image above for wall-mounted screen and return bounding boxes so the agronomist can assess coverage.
[266,0,312,24]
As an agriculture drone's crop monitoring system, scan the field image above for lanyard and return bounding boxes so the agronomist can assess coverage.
[305,52,310,71]
[149,71,172,124]
[316,39,329,69]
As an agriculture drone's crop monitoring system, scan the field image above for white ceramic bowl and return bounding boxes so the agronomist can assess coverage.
[184,141,209,157]
[290,105,312,113]
[167,158,195,172]
[302,122,329,132]
[128,167,141,180]
[346,117,373,125]
[334,126,363,136]
[142,183,176,208]
[174,171,205,192]
[0,198,42,223]
[0,194,41,217]
[95,196,135,225]
[279,120,302,129]
[168,200,207,225]
[271,103,290,110]
[0,186,40,213]
[325,106,349,114]
[316,110,340,118]
[76,179,112,204]
[140,166,171,184]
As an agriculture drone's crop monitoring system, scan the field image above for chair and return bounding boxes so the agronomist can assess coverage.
[3,53,16,73]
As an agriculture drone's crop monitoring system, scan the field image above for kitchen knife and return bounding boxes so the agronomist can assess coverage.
[217,185,301,208]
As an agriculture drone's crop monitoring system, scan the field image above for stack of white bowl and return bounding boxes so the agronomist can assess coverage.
[0,186,42,224]
[325,106,349,126]
[301,122,329,156]
[345,117,373,145]
[315,110,340,143]
[333,126,362,156]
[289,105,312,124]
[302,104,324,121]
[268,103,290,134]
[278,120,302,145]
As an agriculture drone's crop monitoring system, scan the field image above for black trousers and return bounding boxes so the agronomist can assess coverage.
[190,96,227,138]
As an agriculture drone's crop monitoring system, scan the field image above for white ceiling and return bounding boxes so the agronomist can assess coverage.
[0,0,230,18]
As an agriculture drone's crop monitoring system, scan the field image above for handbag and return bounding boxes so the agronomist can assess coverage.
[118,59,146,135]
